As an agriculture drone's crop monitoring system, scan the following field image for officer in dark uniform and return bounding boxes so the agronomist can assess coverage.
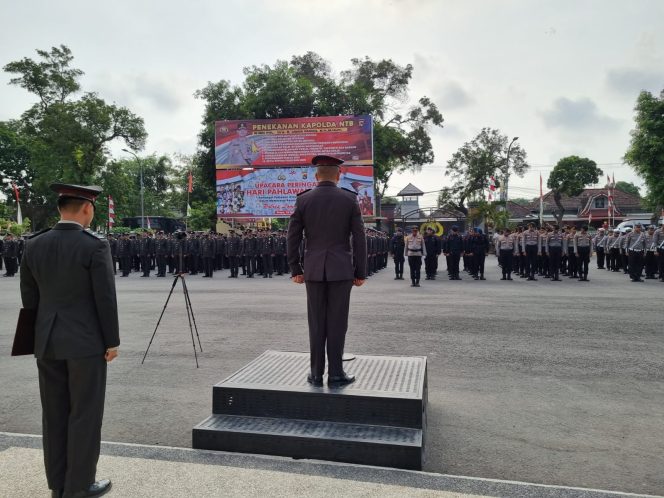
[201,232,215,277]
[187,233,200,275]
[3,232,19,276]
[226,229,241,277]
[20,183,118,498]
[287,155,367,387]
[107,235,118,275]
[390,228,405,280]
[262,230,275,278]
[155,231,169,277]
[423,227,440,280]
[443,225,464,280]
[242,230,257,278]
[0,233,4,272]
[139,231,154,277]
[117,233,131,277]
[274,229,287,275]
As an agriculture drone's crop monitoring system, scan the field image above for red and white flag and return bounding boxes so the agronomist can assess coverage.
[188,171,193,193]
[108,196,115,228]
[146,216,151,230]
[11,182,23,225]
[588,212,592,224]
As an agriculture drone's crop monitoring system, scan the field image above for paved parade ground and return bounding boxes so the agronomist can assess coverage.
[1,258,663,496]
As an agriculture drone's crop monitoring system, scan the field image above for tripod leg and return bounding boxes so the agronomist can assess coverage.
[180,277,199,368]
[142,274,179,364]
[182,277,203,352]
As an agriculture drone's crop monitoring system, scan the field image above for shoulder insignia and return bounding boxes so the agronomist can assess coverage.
[27,228,51,239]
[341,187,358,195]
[83,229,103,240]
[296,189,312,196]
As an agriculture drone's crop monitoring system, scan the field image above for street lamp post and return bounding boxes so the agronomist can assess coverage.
[502,136,519,203]
[122,149,144,228]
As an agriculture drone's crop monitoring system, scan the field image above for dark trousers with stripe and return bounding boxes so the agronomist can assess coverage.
[305,280,354,378]
[37,354,107,493]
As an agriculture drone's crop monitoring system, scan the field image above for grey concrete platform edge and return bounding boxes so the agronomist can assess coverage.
[1,433,659,498]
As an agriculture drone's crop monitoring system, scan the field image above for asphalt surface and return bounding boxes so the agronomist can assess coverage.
[1,258,663,495]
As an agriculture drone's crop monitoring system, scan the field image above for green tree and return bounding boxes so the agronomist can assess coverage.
[2,45,147,229]
[614,181,640,197]
[437,128,529,215]
[547,156,603,225]
[624,89,664,210]
[193,52,444,224]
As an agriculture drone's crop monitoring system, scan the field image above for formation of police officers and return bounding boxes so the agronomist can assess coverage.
[387,222,664,285]
[493,222,664,282]
[6,221,664,285]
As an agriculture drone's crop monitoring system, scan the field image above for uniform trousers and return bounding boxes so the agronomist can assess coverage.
[245,255,256,276]
[3,257,17,275]
[262,254,273,276]
[305,280,353,378]
[448,253,461,278]
[393,257,404,277]
[156,255,167,276]
[203,256,214,277]
[407,255,422,283]
[659,252,664,280]
[424,255,437,278]
[499,249,513,276]
[141,255,151,276]
[644,251,657,277]
[596,248,605,268]
[628,250,644,280]
[37,354,106,493]
[549,246,562,279]
[567,248,577,277]
[525,245,538,278]
[577,246,590,277]
[120,256,131,276]
[609,248,620,271]
[474,252,486,277]
[228,256,239,277]
[275,254,286,274]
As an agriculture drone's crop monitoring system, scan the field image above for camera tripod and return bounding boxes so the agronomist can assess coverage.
[142,250,203,367]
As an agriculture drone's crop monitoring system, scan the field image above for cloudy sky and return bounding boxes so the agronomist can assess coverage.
[2,0,663,207]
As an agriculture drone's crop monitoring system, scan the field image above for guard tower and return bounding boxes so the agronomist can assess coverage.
[397,183,424,218]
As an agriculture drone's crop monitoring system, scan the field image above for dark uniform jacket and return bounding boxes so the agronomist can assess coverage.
[287,181,367,281]
[19,223,120,359]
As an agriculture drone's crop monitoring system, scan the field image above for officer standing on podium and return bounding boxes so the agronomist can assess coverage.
[287,155,367,388]
[20,183,119,498]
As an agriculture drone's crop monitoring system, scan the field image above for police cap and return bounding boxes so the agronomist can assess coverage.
[311,155,344,166]
[50,183,102,205]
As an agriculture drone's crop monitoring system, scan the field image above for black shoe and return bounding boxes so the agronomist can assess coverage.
[269,275,272,278]
[501,276,507,280]
[394,276,400,280]
[307,374,323,387]
[51,490,63,498]
[63,479,111,498]
[328,373,355,387]
[263,275,268,278]
[507,276,513,280]
[414,283,420,287]
[480,276,486,280]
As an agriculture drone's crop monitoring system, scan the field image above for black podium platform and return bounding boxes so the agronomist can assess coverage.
[193,350,427,470]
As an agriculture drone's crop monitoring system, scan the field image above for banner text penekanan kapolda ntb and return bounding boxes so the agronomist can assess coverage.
[215,115,373,169]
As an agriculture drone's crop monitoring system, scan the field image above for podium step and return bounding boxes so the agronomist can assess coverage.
[213,351,427,428]
[193,414,424,470]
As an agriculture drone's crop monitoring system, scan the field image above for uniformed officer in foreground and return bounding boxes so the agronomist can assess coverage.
[20,183,119,498]
[287,155,367,387]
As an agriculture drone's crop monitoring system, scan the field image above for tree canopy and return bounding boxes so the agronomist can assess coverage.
[614,181,640,197]
[437,128,529,214]
[624,89,664,211]
[193,51,444,205]
[1,45,147,229]
[547,155,602,225]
